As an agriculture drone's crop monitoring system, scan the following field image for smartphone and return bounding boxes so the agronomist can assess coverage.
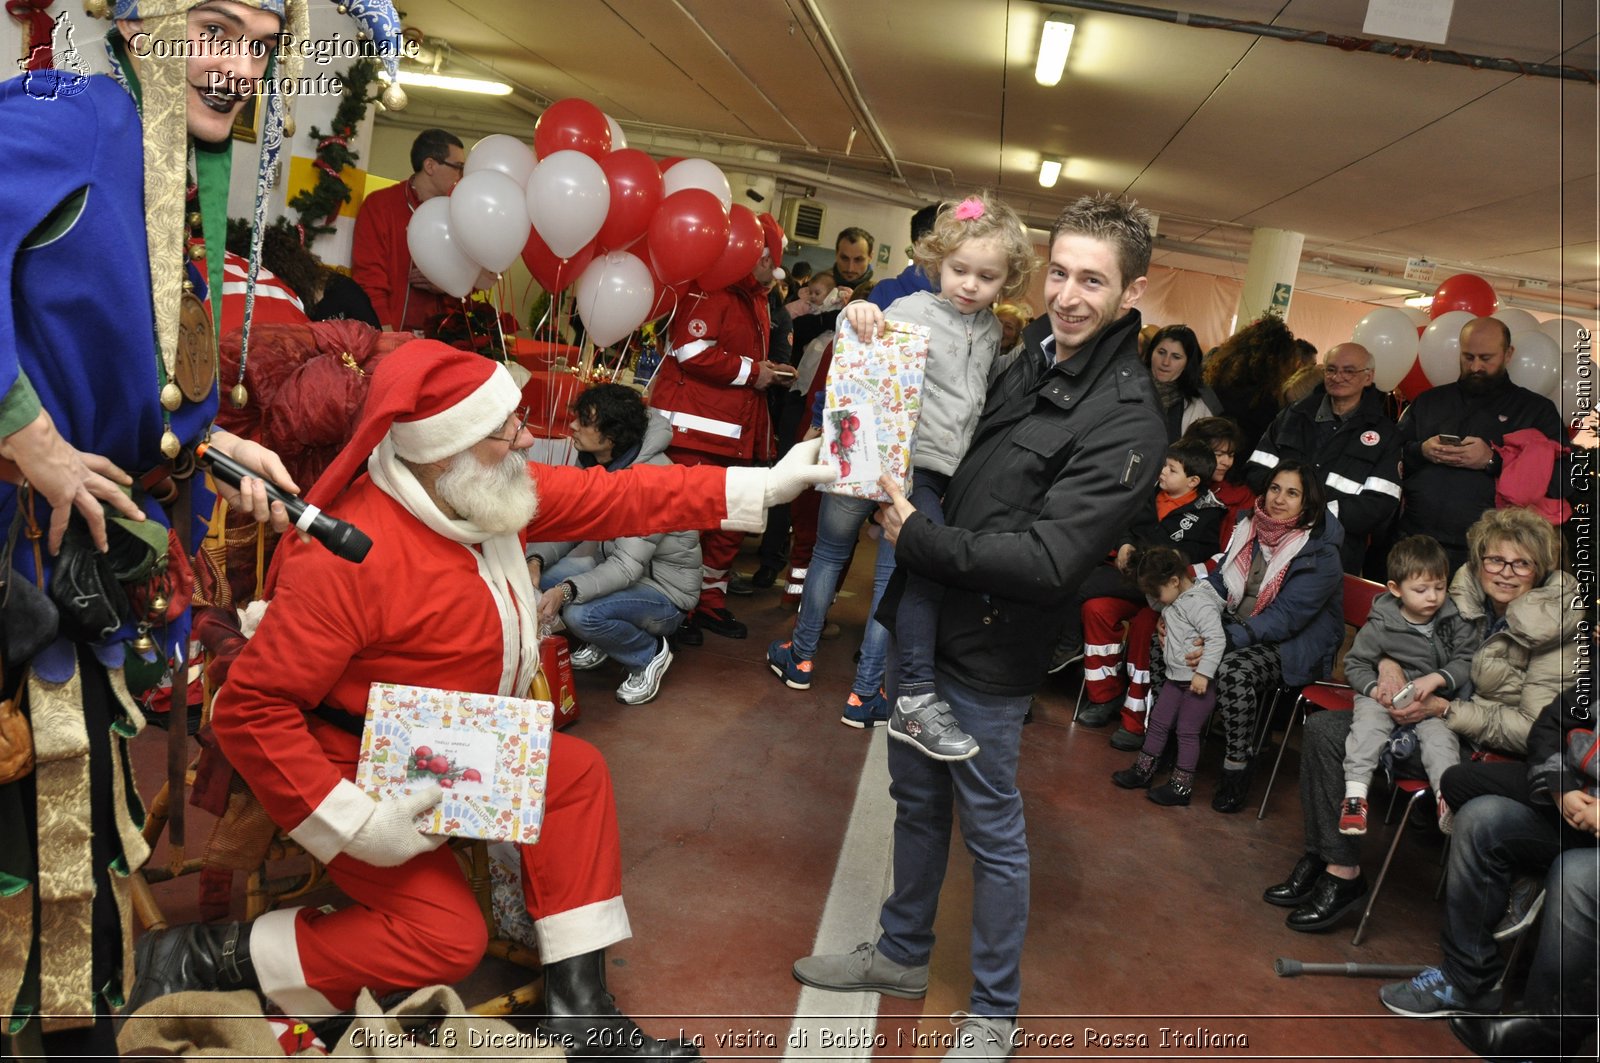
[1391,682,1417,710]
[1437,434,1465,446]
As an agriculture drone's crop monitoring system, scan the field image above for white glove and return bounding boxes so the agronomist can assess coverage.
[341,785,448,868]
[764,437,836,507]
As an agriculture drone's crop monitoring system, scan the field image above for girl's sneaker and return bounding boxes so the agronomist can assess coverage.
[841,689,890,728]
[888,693,979,761]
[766,639,813,690]
[1338,797,1369,836]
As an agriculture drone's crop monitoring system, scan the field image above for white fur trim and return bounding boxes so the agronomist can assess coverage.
[287,779,376,864]
[389,365,522,464]
[251,908,340,1017]
[533,897,631,964]
[721,467,768,532]
[237,599,270,639]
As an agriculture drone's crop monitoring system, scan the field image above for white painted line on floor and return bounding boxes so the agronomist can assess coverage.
[785,725,897,1062]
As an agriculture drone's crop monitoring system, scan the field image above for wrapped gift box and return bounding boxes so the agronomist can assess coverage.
[818,318,927,502]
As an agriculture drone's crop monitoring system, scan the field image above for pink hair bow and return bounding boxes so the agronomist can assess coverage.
[954,197,985,221]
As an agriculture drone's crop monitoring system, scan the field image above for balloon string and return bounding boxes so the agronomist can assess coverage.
[490,279,509,364]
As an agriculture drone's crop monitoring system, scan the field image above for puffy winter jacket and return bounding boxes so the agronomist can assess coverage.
[526,415,703,612]
[1443,563,1581,754]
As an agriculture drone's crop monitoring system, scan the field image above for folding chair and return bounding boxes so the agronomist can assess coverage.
[1256,573,1386,820]
[1351,777,1434,945]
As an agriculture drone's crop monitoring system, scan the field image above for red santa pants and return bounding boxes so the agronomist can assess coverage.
[254,732,625,1015]
[1118,607,1161,736]
[666,447,747,612]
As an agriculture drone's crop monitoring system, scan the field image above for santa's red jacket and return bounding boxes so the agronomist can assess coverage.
[650,276,773,461]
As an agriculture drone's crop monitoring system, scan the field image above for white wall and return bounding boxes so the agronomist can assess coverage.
[778,188,914,283]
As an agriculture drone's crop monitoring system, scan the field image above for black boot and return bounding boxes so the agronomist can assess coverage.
[539,950,702,1061]
[1111,752,1157,790]
[123,921,256,1018]
[1148,767,1194,806]
[1210,761,1254,814]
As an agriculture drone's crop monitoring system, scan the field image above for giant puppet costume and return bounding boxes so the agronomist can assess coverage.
[649,215,786,638]
[127,342,829,1054]
[0,0,403,1049]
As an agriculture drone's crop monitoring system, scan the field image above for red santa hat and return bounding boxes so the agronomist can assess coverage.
[306,341,523,509]
[758,213,786,282]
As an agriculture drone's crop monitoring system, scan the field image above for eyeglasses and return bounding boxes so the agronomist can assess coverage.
[1322,365,1373,379]
[486,406,532,444]
[435,159,465,173]
[1481,555,1535,577]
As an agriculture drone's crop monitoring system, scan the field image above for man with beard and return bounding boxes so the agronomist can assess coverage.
[1396,317,1565,571]
[125,343,830,1057]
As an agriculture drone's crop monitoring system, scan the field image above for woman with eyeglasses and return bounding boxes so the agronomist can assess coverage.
[1141,324,1221,442]
[1265,505,1581,933]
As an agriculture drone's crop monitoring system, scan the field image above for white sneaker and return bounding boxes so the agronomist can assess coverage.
[616,639,672,705]
[569,643,609,671]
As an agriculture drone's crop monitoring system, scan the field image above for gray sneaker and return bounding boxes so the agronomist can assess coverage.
[1379,966,1501,1017]
[615,639,672,705]
[889,693,979,761]
[1492,874,1546,941]
[944,1013,1016,1061]
[569,643,609,671]
[791,941,928,999]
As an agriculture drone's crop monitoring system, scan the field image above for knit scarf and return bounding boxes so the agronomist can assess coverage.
[1218,502,1311,618]
[1154,379,1184,410]
[368,438,540,697]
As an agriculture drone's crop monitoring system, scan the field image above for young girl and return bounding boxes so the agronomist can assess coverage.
[1111,547,1227,805]
[838,192,1034,761]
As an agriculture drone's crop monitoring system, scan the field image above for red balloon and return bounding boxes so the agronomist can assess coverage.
[645,189,729,286]
[521,227,595,294]
[645,278,690,321]
[533,98,611,161]
[1396,358,1432,402]
[656,155,685,174]
[595,149,664,252]
[695,204,764,290]
[1429,273,1499,319]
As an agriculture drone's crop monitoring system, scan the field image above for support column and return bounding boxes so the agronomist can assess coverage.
[1235,227,1305,326]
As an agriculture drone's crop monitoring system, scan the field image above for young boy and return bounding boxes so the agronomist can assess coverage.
[1340,535,1481,834]
[1065,440,1227,726]
[1111,547,1227,805]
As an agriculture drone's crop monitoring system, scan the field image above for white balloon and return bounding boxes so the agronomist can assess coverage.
[1351,307,1420,392]
[465,134,536,187]
[1540,317,1589,360]
[661,158,732,212]
[1493,307,1540,338]
[475,268,498,291]
[1557,357,1596,423]
[574,251,655,348]
[603,113,626,150]
[526,150,611,259]
[449,170,532,274]
[1417,310,1475,386]
[406,197,479,299]
[1399,305,1430,329]
[1508,329,1562,400]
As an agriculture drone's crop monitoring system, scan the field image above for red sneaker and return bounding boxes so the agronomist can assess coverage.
[1338,797,1369,836]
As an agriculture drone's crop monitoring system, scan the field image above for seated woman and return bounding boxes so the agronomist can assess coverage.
[1147,460,1345,812]
[1264,506,1579,932]
[1143,324,1220,442]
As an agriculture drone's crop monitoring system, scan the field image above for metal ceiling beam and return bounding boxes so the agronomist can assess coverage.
[1043,0,1600,83]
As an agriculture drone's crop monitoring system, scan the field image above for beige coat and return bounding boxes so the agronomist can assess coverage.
[1445,564,1581,755]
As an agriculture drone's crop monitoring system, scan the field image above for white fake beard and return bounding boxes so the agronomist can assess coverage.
[435,448,539,534]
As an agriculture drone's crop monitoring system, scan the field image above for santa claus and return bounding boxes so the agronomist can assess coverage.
[124,342,830,1056]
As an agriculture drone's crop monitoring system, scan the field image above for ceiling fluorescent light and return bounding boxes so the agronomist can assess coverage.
[1404,295,1434,309]
[1038,159,1062,188]
[395,70,513,96]
[1034,14,1076,86]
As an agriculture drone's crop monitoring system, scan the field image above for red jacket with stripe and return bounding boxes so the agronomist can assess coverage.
[650,277,773,461]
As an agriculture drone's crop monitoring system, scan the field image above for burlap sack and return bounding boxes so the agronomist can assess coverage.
[115,989,299,1061]
[332,984,566,1060]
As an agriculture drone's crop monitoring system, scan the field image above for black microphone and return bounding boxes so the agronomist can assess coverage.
[196,443,372,563]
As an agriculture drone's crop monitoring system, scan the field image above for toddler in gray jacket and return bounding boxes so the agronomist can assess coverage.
[1339,535,1481,836]
[1111,547,1227,805]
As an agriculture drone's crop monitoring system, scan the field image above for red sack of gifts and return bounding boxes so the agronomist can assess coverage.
[538,635,580,730]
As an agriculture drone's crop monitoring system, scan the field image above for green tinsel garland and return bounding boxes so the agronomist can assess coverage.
[287,57,382,239]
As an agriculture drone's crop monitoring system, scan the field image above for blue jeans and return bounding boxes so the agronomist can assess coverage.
[876,653,1032,1018]
[1527,846,1598,1013]
[790,493,894,697]
[541,555,684,670]
[894,478,948,697]
[1441,795,1568,997]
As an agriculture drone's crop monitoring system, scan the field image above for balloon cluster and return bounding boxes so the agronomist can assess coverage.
[406,97,765,349]
[1349,273,1593,421]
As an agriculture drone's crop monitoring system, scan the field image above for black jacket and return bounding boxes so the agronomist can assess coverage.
[1120,488,1227,566]
[1246,385,1402,573]
[1396,375,1565,549]
[1527,686,1598,809]
[890,311,1167,697]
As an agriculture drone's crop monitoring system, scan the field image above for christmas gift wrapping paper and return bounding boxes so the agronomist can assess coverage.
[819,318,927,502]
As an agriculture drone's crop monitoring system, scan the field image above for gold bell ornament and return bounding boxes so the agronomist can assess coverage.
[381,82,408,111]
[131,625,155,654]
[230,383,249,409]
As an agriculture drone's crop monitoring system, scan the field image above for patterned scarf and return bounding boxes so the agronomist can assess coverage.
[1218,502,1311,618]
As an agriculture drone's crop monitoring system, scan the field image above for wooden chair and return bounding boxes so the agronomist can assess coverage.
[1256,573,1387,819]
